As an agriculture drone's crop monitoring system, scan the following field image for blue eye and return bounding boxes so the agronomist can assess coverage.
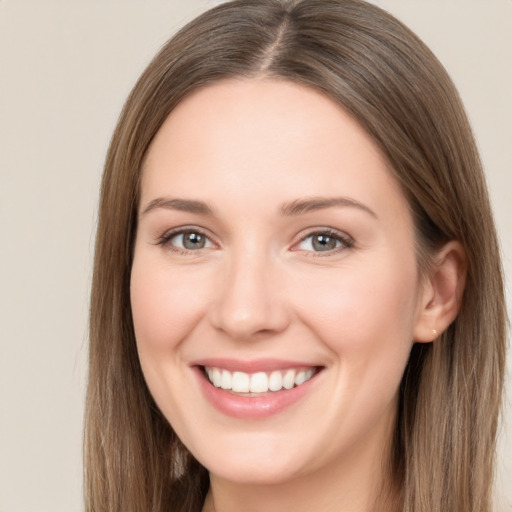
[297,231,353,253]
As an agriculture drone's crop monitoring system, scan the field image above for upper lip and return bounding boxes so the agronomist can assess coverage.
[191,358,321,373]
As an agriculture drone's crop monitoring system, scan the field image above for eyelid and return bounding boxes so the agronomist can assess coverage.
[154,225,354,256]
[155,225,218,253]
[291,228,354,255]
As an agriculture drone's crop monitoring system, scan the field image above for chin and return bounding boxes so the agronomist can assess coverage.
[206,460,302,486]
[189,437,310,485]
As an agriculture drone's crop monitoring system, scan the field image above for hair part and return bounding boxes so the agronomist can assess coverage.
[85,1,507,511]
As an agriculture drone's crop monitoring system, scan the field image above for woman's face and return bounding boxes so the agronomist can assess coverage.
[131,79,426,485]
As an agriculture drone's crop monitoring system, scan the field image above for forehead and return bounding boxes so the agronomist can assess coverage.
[145,78,385,168]
[141,78,409,224]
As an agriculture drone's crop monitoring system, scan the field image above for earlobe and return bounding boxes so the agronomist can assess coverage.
[413,241,467,343]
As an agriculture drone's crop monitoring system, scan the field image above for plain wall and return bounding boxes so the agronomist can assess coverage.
[0,1,510,511]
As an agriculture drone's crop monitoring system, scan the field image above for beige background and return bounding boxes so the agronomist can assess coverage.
[0,1,510,511]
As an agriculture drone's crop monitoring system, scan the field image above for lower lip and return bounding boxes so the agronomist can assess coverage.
[193,367,319,420]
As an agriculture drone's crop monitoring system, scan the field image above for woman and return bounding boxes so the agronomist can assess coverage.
[85,1,507,511]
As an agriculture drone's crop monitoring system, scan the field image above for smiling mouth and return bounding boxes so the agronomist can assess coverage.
[202,366,320,395]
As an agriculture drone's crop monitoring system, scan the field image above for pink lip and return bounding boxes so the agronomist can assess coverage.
[190,359,322,420]
[191,357,317,373]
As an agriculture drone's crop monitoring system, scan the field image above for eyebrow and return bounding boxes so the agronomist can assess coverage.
[280,196,377,218]
[141,195,377,219]
[141,197,214,216]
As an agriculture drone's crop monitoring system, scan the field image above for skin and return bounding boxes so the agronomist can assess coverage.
[131,79,463,512]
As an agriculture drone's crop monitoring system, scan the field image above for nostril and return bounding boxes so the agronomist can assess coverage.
[209,300,291,340]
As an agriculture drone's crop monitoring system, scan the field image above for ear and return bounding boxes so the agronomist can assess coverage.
[413,241,467,343]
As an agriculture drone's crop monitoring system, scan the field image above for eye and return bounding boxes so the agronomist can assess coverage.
[295,230,353,253]
[172,231,213,250]
[157,229,215,252]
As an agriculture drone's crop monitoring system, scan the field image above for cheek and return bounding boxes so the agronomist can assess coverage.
[130,260,211,353]
[129,258,213,425]
[294,256,419,365]
[292,258,418,439]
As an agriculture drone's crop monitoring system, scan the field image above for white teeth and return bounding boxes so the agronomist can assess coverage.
[295,370,307,386]
[296,369,314,385]
[250,372,268,393]
[204,366,317,393]
[268,370,283,391]
[283,369,295,389]
[212,368,222,387]
[220,369,232,389]
[232,371,250,392]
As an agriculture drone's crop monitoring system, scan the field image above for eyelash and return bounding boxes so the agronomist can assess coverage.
[155,227,215,255]
[155,227,354,256]
[294,229,354,256]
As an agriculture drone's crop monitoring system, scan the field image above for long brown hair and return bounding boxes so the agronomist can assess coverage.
[85,1,507,510]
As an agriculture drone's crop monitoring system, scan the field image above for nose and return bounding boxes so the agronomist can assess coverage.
[209,250,290,340]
